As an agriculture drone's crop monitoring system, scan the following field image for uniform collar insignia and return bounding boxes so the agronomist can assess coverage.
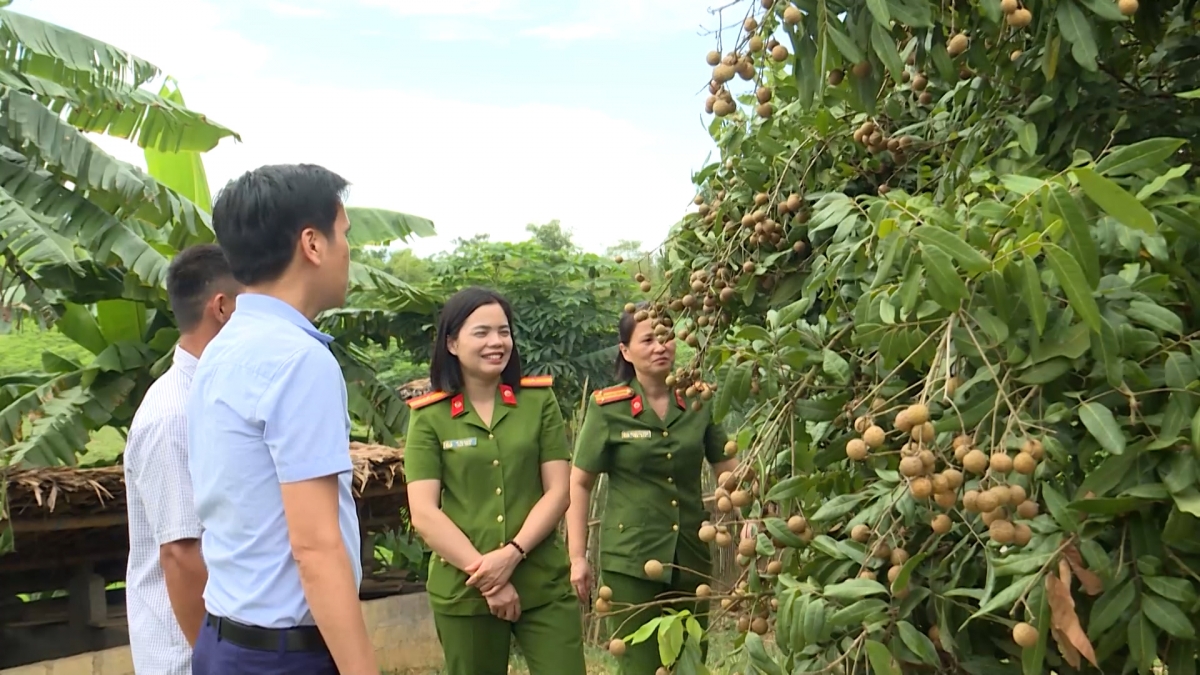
[631,395,644,416]
[450,394,467,418]
[499,384,517,406]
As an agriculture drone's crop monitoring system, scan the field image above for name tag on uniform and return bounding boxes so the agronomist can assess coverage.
[621,430,652,440]
[442,437,478,449]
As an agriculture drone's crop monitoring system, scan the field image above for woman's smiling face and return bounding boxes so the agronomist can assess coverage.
[448,302,512,381]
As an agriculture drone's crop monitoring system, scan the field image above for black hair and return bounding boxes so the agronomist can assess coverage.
[429,286,524,393]
[614,301,668,382]
[166,244,238,333]
[211,164,350,286]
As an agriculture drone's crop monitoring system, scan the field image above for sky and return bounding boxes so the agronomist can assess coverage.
[15,0,737,257]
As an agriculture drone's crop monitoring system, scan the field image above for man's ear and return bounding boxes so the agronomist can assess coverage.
[211,293,233,325]
[299,227,322,264]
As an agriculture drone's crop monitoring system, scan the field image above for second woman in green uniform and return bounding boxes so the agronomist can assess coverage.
[566,303,741,675]
[404,287,586,675]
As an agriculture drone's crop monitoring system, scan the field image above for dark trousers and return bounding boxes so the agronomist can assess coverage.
[192,618,339,675]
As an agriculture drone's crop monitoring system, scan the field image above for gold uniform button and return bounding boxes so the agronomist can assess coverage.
[666,452,673,459]
[489,433,495,439]
[618,523,625,530]
[672,524,679,531]
[497,515,504,523]
[671,500,678,507]
[496,487,502,495]
[492,459,500,466]
[667,477,674,483]
[662,430,669,437]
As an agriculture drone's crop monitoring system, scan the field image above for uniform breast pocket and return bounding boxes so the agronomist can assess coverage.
[439,436,488,472]
[610,430,667,474]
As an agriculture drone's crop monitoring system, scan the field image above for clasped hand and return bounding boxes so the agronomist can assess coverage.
[464,545,521,597]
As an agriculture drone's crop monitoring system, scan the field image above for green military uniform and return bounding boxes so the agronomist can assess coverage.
[404,376,586,675]
[572,379,730,675]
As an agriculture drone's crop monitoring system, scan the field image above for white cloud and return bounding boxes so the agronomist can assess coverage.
[265,1,329,18]
[354,0,519,17]
[19,0,708,257]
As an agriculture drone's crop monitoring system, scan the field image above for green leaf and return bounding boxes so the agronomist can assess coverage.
[1046,184,1099,288]
[822,349,851,385]
[1054,0,1099,71]
[825,21,865,65]
[1078,0,1130,20]
[1141,594,1196,639]
[966,574,1037,624]
[912,225,992,276]
[898,620,939,665]
[1044,243,1101,333]
[143,82,214,213]
[1091,317,1124,389]
[828,599,889,628]
[822,578,889,601]
[1095,138,1187,176]
[1088,578,1136,640]
[713,361,751,423]
[345,207,436,246]
[870,21,905,84]
[1018,257,1047,335]
[743,632,784,675]
[1143,576,1198,605]
[866,0,891,25]
[1073,167,1157,235]
[810,492,869,521]
[1129,612,1157,674]
[921,244,969,310]
[657,614,685,666]
[865,639,900,675]
[56,303,109,356]
[1125,300,1184,336]
[1078,402,1126,454]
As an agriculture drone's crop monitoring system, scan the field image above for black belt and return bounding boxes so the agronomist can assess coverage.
[206,613,328,653]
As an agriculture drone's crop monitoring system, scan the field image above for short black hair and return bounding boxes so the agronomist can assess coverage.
[166,244,237,332]
[429,287,523,393]
[211,164,350,286]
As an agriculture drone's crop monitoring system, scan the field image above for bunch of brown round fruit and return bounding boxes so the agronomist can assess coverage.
[1000,0,1034,27]
[852,120,915,158]
[955,435,1044,547]
[848,525,914,598]
[711,468,757,519]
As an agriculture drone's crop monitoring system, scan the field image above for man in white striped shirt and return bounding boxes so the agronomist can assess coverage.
[124,244,242,674]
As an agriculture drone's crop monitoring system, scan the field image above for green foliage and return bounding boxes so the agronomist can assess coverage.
[630,0,1200,673]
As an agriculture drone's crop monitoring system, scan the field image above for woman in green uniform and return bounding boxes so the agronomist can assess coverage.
[566,303,741,674]
[404,287,586,675]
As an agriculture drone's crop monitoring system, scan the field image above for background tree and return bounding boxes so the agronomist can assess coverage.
[525,219,577,252]
[608,0,1200,673]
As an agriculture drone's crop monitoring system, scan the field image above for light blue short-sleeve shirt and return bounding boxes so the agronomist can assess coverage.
[187,293,362,629]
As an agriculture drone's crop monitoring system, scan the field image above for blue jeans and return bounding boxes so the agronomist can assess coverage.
[192,619,338,675]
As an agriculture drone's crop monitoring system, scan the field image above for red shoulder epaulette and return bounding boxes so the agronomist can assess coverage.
[520,375,554,388]
[407,390,450,410]
[593,385,634,405]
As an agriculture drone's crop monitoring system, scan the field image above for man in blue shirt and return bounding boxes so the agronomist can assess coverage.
[186,164,377,675]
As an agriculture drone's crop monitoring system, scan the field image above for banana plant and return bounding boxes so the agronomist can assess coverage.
[0,11,436,473]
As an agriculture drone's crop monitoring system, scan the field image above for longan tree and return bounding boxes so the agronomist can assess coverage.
[614,0,1200,672]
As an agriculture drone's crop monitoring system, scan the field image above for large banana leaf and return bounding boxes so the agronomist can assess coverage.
[143,80,216,211]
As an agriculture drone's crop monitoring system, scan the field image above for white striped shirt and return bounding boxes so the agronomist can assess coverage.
[123,345,202,675]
